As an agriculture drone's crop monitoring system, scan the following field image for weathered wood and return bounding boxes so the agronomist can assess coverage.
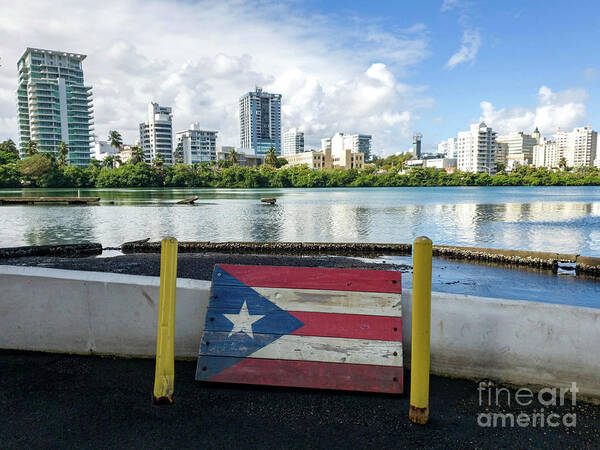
[0,197,100,204]
[208,286,402,316]
[196,264,403,393]
[199,332,402,366]
[198,357,403,393]
[176,196,199,204]
[260,197,276,204]
[0,243,103,259]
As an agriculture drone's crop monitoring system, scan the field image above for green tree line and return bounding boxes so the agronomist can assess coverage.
[1,139,600,189]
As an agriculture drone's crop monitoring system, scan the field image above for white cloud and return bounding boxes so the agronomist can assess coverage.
[478,86,588,135]
[445,29,481,69]
[0,0,433,155]
[441,0,462,12]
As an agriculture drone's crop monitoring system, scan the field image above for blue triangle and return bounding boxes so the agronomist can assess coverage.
[196,266,305,381]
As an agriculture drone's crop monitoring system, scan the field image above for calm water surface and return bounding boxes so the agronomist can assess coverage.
[1,186,599,256]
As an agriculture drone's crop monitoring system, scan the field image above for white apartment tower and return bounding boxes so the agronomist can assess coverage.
[556,125,597,167]
[17,48,94,167]
[325,133,372,161]
[239,87,281,156]
[283,128,304,156]
[533,136,558,168]
[139,102,174,164]
[455,122,498,174]
[175,123,218,164]
[437,138,456,158]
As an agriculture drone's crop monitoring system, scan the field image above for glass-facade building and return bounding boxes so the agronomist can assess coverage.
[17,48,94,167]
[239,87,281,156]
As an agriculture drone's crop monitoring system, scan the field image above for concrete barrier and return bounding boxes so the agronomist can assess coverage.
[1,265,599,401]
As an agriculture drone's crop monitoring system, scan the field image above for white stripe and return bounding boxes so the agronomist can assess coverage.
[252,287,402,317]
[200,334,402,367]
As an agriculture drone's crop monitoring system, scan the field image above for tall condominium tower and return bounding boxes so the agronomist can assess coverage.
[139,102,173,164]
[455,122,498,174]
[17,48,94,167]
[556,125,597,167]
[282,128,304,156]
[239,87,281,155]
[175,123,218,164]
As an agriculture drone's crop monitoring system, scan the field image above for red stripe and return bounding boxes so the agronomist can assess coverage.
[209,358,403,393]
[217,264,402,293]
[289,311,402,341]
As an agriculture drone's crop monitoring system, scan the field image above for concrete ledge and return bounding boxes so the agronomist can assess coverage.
[1,265,599,400]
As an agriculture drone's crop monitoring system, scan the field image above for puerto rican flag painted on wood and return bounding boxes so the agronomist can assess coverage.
[196,264,403,394]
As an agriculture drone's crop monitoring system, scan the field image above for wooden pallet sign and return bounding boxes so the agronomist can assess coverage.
[195,264,403,393]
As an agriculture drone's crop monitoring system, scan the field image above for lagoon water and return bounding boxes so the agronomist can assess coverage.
[1,186,600,256]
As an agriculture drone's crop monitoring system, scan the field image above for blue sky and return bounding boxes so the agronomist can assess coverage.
[0,0,598,155]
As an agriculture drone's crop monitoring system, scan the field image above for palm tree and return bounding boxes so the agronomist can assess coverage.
[108,130,123,151]
[25,140,39,156]
[58,141,69,166]
[152,155,164,169]
[229,149,239,166]
[130,146,145,164]
[174,142,184,164]
[558,157,567,171]
[266,146,278,166]
[103,155,121,169]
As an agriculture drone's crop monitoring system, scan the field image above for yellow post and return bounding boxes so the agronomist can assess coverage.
[153,237,178,404]
[409,236,432,424]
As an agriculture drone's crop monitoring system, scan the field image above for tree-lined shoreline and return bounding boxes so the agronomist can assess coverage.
[1,139,599,188]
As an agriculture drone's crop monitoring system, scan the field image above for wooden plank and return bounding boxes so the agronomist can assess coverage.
[0,197,100,204]
[214,264,402,293]
[205,308,402,341]
[200,333,402,367]
[197,357,403,393]
[209,285,402,316]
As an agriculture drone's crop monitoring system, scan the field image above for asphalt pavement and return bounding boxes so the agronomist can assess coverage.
[1,253,599,448]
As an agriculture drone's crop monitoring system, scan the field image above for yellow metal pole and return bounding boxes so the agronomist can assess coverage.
[409,236,432,424]
[153,237,178,404]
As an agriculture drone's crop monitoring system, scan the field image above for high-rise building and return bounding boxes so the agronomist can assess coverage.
[455,122,498,174]
[413,133,422,159]
[497,130,539,169]
[556,125,597,167]
[437,138,456,158]
[175,123,218,164]
[17,48,94,167]
[283,128,304,156]
[139,102,173,164]
[533,136,558,168]
[239,87,281,156]
[324,132,372,161]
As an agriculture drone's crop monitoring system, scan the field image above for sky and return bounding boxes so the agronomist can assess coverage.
[0,0,599,156]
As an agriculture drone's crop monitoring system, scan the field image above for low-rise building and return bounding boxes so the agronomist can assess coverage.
[92,140,118,161]
[424,157,457,169]
[284,147,364,170]
[216,146,264,167]
[284,150,331,170]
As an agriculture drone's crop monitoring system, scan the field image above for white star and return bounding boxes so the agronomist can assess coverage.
[223,301,265,339]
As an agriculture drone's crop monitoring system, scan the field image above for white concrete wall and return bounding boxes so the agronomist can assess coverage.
[1,265,599,400]
[0,265,210,358]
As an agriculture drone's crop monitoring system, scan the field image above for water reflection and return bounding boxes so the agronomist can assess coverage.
[0,186,599,256]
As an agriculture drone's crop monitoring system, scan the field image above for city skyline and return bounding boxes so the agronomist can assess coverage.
[1,1,599,156]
